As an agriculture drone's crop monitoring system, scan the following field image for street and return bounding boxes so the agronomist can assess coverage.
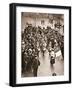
[37,50,64,76]
[22,49,64,77]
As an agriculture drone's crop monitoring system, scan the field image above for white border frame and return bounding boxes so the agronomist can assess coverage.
[16,6,69,84]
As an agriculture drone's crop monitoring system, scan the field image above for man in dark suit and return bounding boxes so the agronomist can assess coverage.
[32,56,40,77]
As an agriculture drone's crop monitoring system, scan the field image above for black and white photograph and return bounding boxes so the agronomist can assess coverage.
[21,12,64,77]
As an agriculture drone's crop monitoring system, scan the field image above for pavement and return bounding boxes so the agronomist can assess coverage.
[22,49,64,77]
[37,50,64,76]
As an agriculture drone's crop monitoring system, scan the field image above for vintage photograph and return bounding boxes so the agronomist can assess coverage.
[21,12,64,77]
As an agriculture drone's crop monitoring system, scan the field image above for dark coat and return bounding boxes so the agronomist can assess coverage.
[32,58,40,69]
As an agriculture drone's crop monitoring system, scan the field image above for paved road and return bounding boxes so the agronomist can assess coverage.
[37,50,64,76]
[22,50,64,77]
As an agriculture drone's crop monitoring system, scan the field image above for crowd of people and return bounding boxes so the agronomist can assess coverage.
[22,24,64,77]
